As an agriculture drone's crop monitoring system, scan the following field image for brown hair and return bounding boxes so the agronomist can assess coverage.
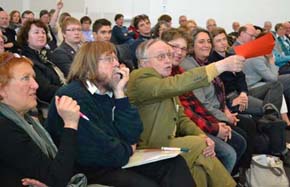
[67,41,116,84]
[61,17,81,34]
[9,10,21,24]
[210,27,227,39]
[17,19,50,47]
[0,52,33,99]
[161,28,191,46]
[133,14,150,29]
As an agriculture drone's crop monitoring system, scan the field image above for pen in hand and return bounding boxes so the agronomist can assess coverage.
[56,96,90,121]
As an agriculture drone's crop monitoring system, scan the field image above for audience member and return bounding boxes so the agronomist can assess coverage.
[157,14,172,27]
[17,19,65,117]
[127,38,245,187]
[263,21,272,33]
[93,18,134,70]
[162,28,247,173]
[152,20,170,38]
[9,10,21,31]
[130,14,152,68]
[45,41,196,187]
[80,16,94,42]
[228,21,240,46]
[57,12,71,45]
[206,18,217,32]
[111,13,134,45]
[0,52,81,187]
[0,10,18,52]
[21,10,34,26]
[185,19,197,33]
[179,15,187,28]
[52,17,82,77]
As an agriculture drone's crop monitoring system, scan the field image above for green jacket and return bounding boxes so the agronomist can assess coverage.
[127,65,217,148]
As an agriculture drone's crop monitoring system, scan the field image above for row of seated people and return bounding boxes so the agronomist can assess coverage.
[1,7,290,187]
[0,35,247,186]
[0,26,289,187]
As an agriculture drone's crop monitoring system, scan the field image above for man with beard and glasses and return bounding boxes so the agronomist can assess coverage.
[45,41,196,187]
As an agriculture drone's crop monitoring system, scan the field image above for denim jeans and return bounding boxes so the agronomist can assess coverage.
[207,130,247,172]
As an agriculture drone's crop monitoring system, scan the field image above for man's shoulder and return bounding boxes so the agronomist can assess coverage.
[56,81,88,98]
[130,67,159,79]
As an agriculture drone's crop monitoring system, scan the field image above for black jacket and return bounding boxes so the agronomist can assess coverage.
[208,50,248,95]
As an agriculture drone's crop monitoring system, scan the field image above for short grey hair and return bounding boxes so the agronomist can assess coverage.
[135,38,163,66]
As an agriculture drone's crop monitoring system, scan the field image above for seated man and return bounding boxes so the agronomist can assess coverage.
[52,17,82,77]
[127,39,245,187]
[45,41,195,187]
[92,18,134,71]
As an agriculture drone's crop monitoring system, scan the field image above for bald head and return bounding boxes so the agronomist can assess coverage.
[237,24,256,44]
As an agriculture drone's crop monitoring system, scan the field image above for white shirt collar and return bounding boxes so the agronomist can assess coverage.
[86,80,113,97]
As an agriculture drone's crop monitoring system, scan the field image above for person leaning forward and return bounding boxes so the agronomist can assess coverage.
[127,39,245,187]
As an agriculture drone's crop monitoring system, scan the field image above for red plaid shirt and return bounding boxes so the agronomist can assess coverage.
[172,66,220,135]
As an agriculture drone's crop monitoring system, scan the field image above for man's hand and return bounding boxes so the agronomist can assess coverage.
[112,64,129,98]
[203,137,216,157]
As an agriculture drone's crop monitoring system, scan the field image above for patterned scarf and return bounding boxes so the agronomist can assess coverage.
[194,57,226,110]
[277,36,290,56]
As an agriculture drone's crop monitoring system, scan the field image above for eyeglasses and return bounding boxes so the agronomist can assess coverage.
[98,55,118,63]
[65,28,82,32]
[167,43,187,53]
[144,52,174,61]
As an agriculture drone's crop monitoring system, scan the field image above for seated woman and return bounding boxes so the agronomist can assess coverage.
[180,28,257,170]
[161,28,246,173]
[17,19,66,104]
[17,19,66,120]
[0,52,81,187]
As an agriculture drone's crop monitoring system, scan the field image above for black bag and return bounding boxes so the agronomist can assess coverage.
[256,104,287,155]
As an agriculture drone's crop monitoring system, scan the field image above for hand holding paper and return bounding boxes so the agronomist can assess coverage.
[234,33,275,59]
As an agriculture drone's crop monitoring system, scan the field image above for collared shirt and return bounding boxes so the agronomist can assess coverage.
[86,80,113,97]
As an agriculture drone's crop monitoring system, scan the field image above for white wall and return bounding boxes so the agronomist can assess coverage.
[2,0,290,32]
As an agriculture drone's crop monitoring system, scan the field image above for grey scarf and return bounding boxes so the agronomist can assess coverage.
[0,103,88,187]
[0,103,57,158]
